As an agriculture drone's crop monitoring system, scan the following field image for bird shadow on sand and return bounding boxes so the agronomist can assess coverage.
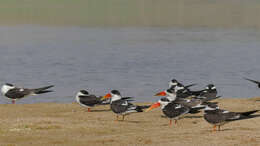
[89,109,111,112]
[160,115,203,119]
[184,115,203,119]
[116,120,144,124]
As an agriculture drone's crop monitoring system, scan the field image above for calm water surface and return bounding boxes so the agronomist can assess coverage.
[0,25,259,103]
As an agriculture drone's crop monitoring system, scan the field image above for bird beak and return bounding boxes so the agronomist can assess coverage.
[101,93,112,100]
[155,91,167,96]
[146,102,161,112]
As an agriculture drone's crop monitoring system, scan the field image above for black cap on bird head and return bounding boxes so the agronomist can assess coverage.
[80,90,89,95]
[111,90,121,96]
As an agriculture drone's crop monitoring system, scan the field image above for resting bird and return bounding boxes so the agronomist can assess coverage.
[196,84,219,100]
[204,104,259,131]
[169,79,197,89]
[150,89,219,125]
[75,90,110,112]
[244,77,260,88]
[146,97,190,126]
[1,83,54,104]
[102,90,149,121]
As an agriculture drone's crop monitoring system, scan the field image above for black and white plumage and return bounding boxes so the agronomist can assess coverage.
[155,88,219,114]
[1,83,54,104]
[169,79,197,89]
[147,98,190,126]
[75,90,110,112]
[196,84,219,101]
[204,104,259,131]
[244,77,260,88]
[103,90,149,121]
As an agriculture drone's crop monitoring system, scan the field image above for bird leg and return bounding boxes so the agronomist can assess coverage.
[212,125,217,132]
[12,100,15,104]
[115,115,119,121]
[122,115,125,121]
[175,120,178,125]
[169,119,172,126]
[218,125,221,131]
[88,108,91,112]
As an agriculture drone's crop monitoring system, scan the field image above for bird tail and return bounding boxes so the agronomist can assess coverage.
[190,90,205,96]
[33,85,54,94]
[184,83,197,89]
[135,105,151,112]
[239,110,259,116]
[201,96,221,102]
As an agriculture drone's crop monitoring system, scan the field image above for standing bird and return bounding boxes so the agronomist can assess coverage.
[244,77,260,88]
[102,90,149,121]
[155,88,220,114]
[204,104,259,131]
[75,90,110,112]
[1,83,54,104]
[146,98,190,126]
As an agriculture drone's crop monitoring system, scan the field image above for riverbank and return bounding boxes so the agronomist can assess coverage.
[0,97,259,145]
[0,0,260,28]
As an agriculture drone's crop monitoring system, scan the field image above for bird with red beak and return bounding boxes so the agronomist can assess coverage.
[146,98,190,126]
[102,90,149,121]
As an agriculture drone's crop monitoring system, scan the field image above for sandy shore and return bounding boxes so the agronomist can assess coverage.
[0,98,259,146]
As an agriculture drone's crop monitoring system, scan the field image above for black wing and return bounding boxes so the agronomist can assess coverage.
[244,77,260,84]
[111,100,129,114]
[5,88,32,99]
[184,83,197,89]
[78,95,101,106]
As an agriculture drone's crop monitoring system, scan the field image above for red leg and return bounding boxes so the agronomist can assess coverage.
[88,108,91,112]
[212,125,217,132]
[12,100,15,104]
[169,119,172,126]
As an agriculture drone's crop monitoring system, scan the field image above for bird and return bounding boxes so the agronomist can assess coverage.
[155,87,220,114]
[146,97,190,126]
[196,84,219,100]
[102,90,149,121]
[75,90,110,112]
[1,83,54,104]
[204,104,259,131]
[243,77,260,88]
[169,79,197,89]
[168,79,204,98]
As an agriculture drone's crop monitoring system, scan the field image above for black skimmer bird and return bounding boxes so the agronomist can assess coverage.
[244,77,260,88]
[169,79,197,89]
[146,98,190,126]
[196,84,219,100]
[155,88,220,114]
[102,90,149,121]
[1,83,54,104]
[75,90,110,112]
[204,104,259,131]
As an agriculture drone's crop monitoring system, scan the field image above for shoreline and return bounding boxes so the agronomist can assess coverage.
[0,97,259,145]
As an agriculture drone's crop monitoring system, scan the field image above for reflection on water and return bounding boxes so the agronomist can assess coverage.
[0,25,259,104]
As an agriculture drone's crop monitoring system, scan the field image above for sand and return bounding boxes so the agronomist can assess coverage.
[0,0,260,28]
[0,98,259,146]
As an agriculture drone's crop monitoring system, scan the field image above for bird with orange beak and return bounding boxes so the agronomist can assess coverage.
[102,90,149,121]
[146,97,190,126]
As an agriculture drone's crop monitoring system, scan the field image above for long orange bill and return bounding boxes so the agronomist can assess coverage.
[155,91,167,96]
[146,102,161,112]
[101,93,112,100]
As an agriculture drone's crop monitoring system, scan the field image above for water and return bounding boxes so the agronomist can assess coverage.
[0,25,259,104]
